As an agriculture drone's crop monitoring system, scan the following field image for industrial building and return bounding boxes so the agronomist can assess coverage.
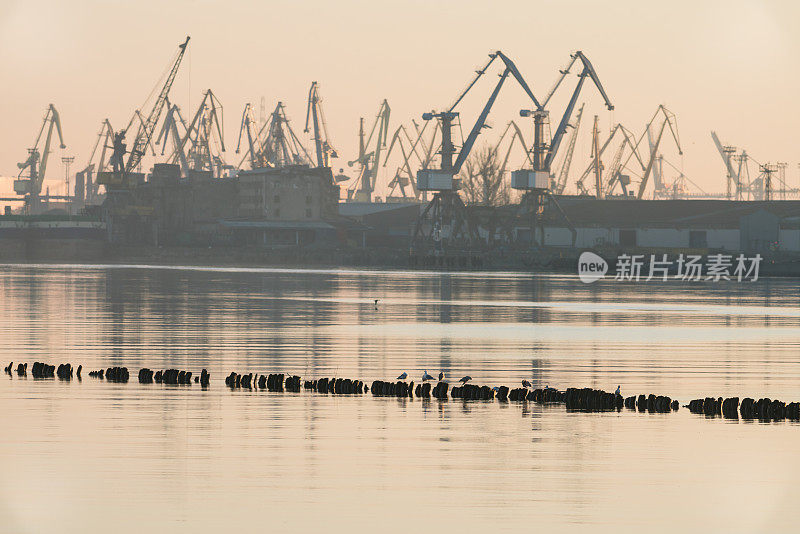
[537,198,800,253]
[225,165,345,246]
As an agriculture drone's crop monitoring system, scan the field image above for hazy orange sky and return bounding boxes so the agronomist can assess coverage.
[0,0,798,199]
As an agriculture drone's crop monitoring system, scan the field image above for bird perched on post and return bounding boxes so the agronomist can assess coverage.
[397,372,407,380]
[438,371,444,381]
[522,379,532,388]
[615,385,621,396]
[422,370,435,382]
[458,376,472,384]
[374,299,379,309]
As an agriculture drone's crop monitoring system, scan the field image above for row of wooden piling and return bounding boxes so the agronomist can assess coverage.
[305,377,365,394]
[138,368,208,386]
[3,362,83,380]
[688,396,800,421]
[225,372,303,392]
[6,360,800,424]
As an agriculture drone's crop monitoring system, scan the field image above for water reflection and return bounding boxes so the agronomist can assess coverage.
[1,264,800,533]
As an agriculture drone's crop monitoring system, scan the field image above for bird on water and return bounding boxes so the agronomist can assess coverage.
[522,379,532,388]
[458,376,472,384]
[397,372,407,380]
[422,370,435,382]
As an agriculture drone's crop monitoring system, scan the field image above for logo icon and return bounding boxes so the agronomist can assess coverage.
[578,251,608,284]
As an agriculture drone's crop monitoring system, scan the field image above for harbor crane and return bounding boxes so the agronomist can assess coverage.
[515,51,613,188]
[491,120,533,183]
[635,105,681,199]
[304,81,338,168]
[506,51,611,246]
[552,103,583,194]
[176,89,227,177]
[382,125,421,200]
[261,102,314,167]
[347,100,390,201]
[413,50,539,247]
[711,131,743,200]
[238,102,313,168]
[155,98,190,175]
[575,123,643,197]
[125,36,190,174]
[235,103,262,169]
[78,118,115,204]
[14,104,66,213]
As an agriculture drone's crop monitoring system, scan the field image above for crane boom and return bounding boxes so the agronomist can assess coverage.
[711,131,739,191]
[126,36,190,172]
[554,103,583,193]
[452,68,510,173]
[37,104,65,192]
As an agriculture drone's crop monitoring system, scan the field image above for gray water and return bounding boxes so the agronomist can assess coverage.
[1,264,799,533]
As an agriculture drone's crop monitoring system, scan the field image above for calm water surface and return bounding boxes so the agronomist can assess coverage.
[1,264,799,533]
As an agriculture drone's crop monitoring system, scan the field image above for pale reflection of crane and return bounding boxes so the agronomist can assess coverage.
[12,104,66,213]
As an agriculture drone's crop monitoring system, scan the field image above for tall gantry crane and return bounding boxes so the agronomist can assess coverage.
[635,105,681,199]
[260,102,314,167]
[125,36,190,174]
[382,125,421,200]
[490,120,533,184]
[236,102,313,168]
[304,81,338,168]
[78,118,115,205]
[515,51,613,187]
[574,123,642,197]
[347,100,390,201]
[235,103,262,169]
[155,98,190,175]
[413,50,539,247]
[14,104,66,213]
[711,131,739,200]
[176,89,227,177]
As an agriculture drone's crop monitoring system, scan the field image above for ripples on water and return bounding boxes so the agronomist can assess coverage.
[1,264,799,533]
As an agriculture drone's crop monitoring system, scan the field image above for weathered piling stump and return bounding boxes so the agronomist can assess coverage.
[432,382,449,399]
[722,397,739,419]
[105,367,129,383]
[138,368,154,383]
[285,375,301,392]
[495,386,509,401]
[16,363,28,376]
[225,372,239,388]
[200,369,210,387]
[56,363,73,380]
[240,373,252,388]
[31,362,55,378]
[3,362,11,375]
